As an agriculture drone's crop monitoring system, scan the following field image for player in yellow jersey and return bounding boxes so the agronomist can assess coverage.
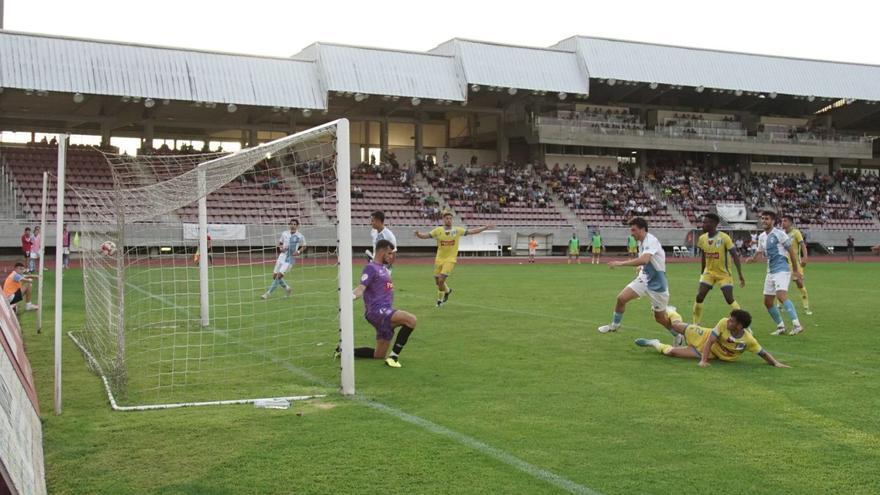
[692,213,745,325]
[634,308,789,368]
[781,214,811,315]
[415,212,493,307]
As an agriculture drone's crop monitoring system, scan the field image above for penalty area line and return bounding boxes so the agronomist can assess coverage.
[122,283,602,495]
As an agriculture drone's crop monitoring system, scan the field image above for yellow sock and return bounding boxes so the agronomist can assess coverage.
[667,308,683,323]
[437,290,445,301]
[799,286,810,309]
[659,343,673,355]
[692,302,704,324]
[729,300,741,310]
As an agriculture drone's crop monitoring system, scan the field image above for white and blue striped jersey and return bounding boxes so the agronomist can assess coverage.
[639,233,668,292]
[279,230,305,263]
[370,227,398,253]
[757,228,791,274]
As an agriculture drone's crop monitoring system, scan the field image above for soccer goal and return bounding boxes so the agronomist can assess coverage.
[68,119,355,410]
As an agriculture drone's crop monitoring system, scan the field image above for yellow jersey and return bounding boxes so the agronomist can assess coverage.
[786,228,804,265]
[697,232,735,276]
[709,317,764,362]
[430,226,466,264]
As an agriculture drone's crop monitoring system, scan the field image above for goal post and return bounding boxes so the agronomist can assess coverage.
[68,119,355,409]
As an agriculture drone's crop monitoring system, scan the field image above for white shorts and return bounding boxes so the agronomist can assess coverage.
[29,252,38,259]
[273,255,293,275]
[626,276,670,312]
[529,249,536,255]
[763,272,791,296]
[63,247,70,255]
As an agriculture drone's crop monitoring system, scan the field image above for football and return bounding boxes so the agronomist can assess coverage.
[100,240,117,256]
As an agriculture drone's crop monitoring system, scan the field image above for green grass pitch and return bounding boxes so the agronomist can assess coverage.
[21,259,880,494]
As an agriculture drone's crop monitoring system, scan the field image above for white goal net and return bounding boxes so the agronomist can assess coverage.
[69,120,354,409]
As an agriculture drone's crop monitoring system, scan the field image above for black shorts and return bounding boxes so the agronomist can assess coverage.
[10,289,23,305]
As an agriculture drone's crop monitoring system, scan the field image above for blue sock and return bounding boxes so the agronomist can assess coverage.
[782,300,800,325]
[767,306,784,325]
[612,312,623,326]
[267,279,279,294]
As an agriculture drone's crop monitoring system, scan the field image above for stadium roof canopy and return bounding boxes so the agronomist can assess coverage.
[2,29,880,113]
[294,43,466,102]
[429,38,589,96]
[554,36,880,102]
[0,30,326,110]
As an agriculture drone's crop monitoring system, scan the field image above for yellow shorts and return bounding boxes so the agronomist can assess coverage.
[699,272,734,288]
[684,324,711,353]
[433,261,456,276]
[592,247,602,254]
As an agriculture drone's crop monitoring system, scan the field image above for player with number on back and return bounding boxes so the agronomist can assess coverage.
[692,213,745,325]
[598,217,673,336]
[352,240,417,368]
[414,212,493,307]
[746,211,803,335]
[262,218,305,300]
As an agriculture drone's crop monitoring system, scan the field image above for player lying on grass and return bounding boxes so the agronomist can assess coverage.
[351,240,417,368]
[634,308,789,368]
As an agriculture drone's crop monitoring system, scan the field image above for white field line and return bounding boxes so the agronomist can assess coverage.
[112,282,601,495]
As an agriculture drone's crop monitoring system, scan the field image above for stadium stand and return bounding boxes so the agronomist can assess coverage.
[648,163,745,226]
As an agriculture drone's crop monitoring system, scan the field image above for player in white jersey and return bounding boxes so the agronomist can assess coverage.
[746,210,803,335]
[366,211,397,262]
[598,217,674,337]
[262,218,306,299]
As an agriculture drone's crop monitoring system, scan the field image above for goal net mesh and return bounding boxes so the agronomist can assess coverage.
[69,122,350,408]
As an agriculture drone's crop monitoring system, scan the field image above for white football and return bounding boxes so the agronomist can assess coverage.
[100,241,117,256]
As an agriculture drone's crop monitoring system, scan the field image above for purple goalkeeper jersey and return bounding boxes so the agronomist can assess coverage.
[360,262,394,313]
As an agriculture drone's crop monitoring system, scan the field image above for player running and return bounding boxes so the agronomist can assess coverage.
[633,308,789,368]
[366,211,397,263]
[598,217,672,334]
[262,218,305,299]
[351,240,417,368]
[568,234,580,264]
[746,211,804,335]
[528,236,538,264]
[414,212,492,307]
[591,231,604,264]
[781,214,811,315]
[692,213,746,324]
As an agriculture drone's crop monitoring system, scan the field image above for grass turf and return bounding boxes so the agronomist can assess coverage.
[21,260,880,494]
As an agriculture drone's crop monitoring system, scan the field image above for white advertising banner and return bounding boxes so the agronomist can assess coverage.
[183,223,247,241]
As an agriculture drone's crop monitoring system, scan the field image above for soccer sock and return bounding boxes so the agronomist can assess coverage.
[782,300,800,327]
[354,347,375,358]
[767,305,784,326]
[692,302,704,324]
[389,326,414,360]
[798,286,810,309]
[657,342,673,355]
[279,279,289,289]
[437,289,445,302]
[612,311,623,327]
[729,300,741,310]
[267,279,279,294]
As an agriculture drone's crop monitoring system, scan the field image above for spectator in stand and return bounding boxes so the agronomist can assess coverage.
[846,235,855,261]
[21,227,33,266]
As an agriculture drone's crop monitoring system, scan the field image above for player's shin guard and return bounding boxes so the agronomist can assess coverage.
[767,305,784,325]
[798,286,810,309]
[729,300,741,310]
[692,302,704,324]
[612,311,623,326]
[389,326,414,360]
[267,279,279,294]
[782,300,800,326]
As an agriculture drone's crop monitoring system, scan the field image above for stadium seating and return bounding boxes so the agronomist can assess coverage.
[426,164,573,227]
